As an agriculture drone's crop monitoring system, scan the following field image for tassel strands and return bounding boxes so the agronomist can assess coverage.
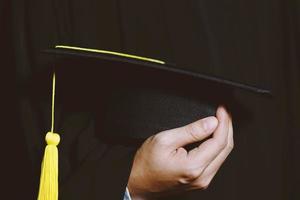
[37,73,60,200]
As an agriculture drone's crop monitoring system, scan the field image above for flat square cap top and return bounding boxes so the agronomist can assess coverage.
[43,45,271,96]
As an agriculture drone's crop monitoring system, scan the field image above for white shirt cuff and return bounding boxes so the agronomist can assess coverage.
[124,187,132,200]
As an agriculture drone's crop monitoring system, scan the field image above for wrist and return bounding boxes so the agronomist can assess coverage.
[127,183,147,200]
[127,181,155,200]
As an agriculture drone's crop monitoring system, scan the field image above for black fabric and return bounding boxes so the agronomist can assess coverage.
[3,0,300,200]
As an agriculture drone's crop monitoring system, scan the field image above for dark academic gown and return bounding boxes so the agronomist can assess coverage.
[5,1,298,200]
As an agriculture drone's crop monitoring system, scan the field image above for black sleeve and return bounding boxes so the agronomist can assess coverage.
[60,145,136,200]
[58,114,136,200]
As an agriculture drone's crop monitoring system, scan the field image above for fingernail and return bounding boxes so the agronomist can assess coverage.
[217,105,228,119]
[203,117,217,132]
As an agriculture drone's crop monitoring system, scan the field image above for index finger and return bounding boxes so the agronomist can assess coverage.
[187,106,230,169]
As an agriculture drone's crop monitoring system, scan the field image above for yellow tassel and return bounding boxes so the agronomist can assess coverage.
[37,73,60,200]
[37,132,60,200]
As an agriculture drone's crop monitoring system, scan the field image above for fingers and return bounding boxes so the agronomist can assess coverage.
[158,116,218,149]
[191,115,234,189]
[187,106,230,172]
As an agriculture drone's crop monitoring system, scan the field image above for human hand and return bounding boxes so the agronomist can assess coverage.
[127,106,233,200]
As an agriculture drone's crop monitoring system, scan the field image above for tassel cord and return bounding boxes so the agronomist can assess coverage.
[37,72,60,200]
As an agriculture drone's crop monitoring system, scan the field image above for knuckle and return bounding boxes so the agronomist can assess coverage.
[227,135,234,150]
[185,169,199,180]
[191,122,205,134]
[152,134,169,146]
[185,123,204,140]
[176,147,188,156]
[197,179,211,190]
[228,140,234,150]
[179,166,202,184]
[216,139,227,150]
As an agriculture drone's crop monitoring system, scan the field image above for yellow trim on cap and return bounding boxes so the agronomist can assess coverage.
[55,45,165,65]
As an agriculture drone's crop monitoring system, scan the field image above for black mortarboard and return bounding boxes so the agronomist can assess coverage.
[35,45,271,199]
[42,45,271,145]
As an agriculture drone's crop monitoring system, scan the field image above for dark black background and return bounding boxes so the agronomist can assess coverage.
[2,0,299,199]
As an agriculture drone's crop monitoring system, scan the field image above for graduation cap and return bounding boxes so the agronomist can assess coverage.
[36,45,271,200]
[44,45,270,141]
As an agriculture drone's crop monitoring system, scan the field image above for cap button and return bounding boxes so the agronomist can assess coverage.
[45,132,60,146]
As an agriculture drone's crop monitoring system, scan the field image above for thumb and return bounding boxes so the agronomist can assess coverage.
[161,116,218,149]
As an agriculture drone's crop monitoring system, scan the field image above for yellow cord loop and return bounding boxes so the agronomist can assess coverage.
[37,72,60,200]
